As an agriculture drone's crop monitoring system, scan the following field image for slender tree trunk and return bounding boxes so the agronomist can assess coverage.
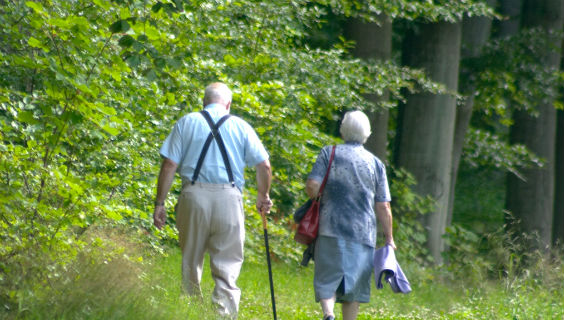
[343,15,392,161]
[396,21,461,263]
[554,108,564,245]
[447,0,496,226]
[553,39,564,244]
[495,0,523,231]
[506,0,564,250]
[496,0,523,37]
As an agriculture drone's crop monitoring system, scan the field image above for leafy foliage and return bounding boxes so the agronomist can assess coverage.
[315,0,497,22]
[462,128,544,180]
[389,167,435,264]
[462,28,564,124]
[457,27,560,181]
[0,0,445,308]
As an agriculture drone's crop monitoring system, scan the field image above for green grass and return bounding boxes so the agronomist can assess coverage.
[7,246,563,320]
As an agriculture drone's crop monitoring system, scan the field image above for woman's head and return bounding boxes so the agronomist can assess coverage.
[339,110,371,144]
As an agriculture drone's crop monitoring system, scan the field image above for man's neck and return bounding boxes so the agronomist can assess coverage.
[204,103,230,114]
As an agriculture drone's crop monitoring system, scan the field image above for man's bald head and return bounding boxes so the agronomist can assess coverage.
[203,82,232,108]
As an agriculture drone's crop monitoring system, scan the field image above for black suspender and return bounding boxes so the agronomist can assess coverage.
[191,110,235,187]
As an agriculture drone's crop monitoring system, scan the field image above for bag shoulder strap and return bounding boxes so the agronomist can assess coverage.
[191,110,235,187]
[316,145,336,198]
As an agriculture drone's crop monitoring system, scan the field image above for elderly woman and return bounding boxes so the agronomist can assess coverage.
[306,110,396,320]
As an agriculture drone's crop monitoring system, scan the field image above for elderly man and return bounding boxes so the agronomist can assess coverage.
[153,82,272,318]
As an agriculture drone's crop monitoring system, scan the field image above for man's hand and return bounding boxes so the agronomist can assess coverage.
[153,158,178,229]
[153,205,167,229]
[256,193,273,215]
[255,159,272,215]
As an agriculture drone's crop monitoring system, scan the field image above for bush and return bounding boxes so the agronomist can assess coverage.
[1,225,157,319]
[389,167,435,265]
[443,219,564,291]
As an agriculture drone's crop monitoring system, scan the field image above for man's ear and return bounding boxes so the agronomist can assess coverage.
[226,101,231,110]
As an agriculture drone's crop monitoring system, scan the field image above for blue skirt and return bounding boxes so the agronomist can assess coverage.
[313,236,374,303]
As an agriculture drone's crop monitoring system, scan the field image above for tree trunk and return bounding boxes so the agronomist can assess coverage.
[553,37,564,244]
[447,0,496,226]
[496,0,523,37]
[506,0,564,250]
[396,21,461,263]
[495,0,524,233]
[554,108,564,245]
[343,15,392,161]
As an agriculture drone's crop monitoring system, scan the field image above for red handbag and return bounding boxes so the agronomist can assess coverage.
[294,145,336,245]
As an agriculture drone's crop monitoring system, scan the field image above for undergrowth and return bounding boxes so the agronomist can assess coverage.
[2,225,563,320]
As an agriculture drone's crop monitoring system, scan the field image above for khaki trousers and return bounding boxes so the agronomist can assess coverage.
[176,182,245,318]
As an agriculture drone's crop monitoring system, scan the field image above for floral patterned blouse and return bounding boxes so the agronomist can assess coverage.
[308,142,391,247]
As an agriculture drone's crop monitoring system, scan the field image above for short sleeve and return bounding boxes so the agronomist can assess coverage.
[308,146,331,183]
[159,122,183,164]
[374,159,391,202]
[244,123,269,167]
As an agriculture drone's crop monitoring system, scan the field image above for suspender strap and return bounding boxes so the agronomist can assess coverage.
[191,110,235,187]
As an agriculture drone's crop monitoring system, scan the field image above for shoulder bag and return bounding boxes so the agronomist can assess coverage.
[294,145,336,245]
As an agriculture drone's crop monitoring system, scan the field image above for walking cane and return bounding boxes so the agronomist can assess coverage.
[260,209,277,320]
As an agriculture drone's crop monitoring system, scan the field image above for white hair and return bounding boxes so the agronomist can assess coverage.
[339,110,371,144]
[203,82,232,106]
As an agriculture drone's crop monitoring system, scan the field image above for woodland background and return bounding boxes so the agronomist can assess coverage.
[1,0,563,318]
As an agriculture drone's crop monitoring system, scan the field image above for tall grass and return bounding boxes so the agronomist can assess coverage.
[0,219,564,320]
[2,228,563,320]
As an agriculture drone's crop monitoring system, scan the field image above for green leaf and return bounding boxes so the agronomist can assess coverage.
[102,124,119,136]
[25,1,45,14]
[153,57,166,69]
[118,35,135,47]
[109,69,122,82]
[28,37,42,48]
[143,68,157,81]
[17,111,37,124]
[92,0,111,10]
[104,206,123,221]
[125,54,140,68]
[109,20,130,33]
[152,2,163,13]
[224,54,237,65]
[143,25,160,40]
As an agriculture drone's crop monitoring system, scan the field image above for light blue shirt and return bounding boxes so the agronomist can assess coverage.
[160,103,269,189]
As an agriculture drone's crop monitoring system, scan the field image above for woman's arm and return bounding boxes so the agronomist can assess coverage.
[375,201,396,249]
[306,179,321,199]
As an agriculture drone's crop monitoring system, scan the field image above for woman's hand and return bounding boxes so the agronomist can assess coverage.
[386,238,397,250]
